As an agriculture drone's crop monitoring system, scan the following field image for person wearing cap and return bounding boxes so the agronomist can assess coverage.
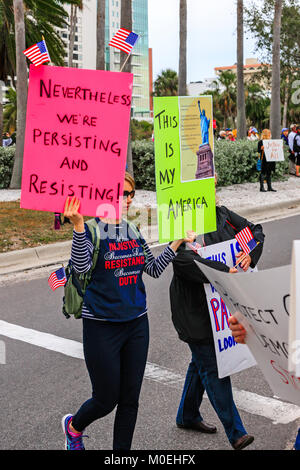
[248,127,258,141]
[227,131,236,142]
[281,128,289,146]
[288,124,297,175]
[218,130,226,140]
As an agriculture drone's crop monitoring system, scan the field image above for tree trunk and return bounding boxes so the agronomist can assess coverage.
[270,0,283,139]
[10,0,28,189]
[68,5,77,67]
[236,0,247,139]
[178,0,187,96]
[0,87,3,146]
[121,0,133,177]
[96,0,106,70]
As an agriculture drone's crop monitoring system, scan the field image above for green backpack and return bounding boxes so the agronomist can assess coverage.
[62,219,147,319]
[62,218,101,319]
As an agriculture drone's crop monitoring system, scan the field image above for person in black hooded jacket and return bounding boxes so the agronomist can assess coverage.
[169,203,265,450]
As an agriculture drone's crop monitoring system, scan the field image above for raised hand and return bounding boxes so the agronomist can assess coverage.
[64,196,84,232]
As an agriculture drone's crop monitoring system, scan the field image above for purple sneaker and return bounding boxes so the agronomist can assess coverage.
[62,414,87,450]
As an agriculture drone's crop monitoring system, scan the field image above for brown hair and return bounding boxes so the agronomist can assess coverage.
[125,171,135,189]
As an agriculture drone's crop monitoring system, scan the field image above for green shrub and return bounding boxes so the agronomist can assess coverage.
[131,119,153,141]
[0,140,290,191]
[0,145,15,189]
[214,139,289,186]
[132,140,155,190]
[132,138,289,189]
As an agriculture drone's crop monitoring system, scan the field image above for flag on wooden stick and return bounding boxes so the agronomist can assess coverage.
[235,227,258,255]
[109,28,139,54]
[48,267,67,291]
[23,39,50,67]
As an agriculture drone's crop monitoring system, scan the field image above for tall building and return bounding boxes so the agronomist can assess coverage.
[58,0,150,118]
[214,58,272,90]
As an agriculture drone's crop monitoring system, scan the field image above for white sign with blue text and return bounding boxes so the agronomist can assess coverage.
[196,261,300,406]
[289,241,300,377]
[197,239,257,378]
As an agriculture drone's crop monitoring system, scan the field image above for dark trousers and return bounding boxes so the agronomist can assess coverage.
[72,315,149,450]
[176,342,246,445]
[260,166,273,190]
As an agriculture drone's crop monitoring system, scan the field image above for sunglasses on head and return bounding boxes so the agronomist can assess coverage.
[123,190,135,199]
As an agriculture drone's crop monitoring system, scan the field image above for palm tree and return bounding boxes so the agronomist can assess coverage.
[178,0,187,96]
[5,0,81,187]
[270,0,283,139]
[3,87,17,134]
[121,0,133,176]
[96,0,105,70]
[0,1,82,76]
[236,0,247,139]
[245,83,270,130]
[216,70,236,128]
[68,1,83,67]
[153,69,178,97]
[10,0,27,189]
[0,2,15,145]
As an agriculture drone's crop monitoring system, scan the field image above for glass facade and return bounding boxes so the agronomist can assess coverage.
[59,1,150,117]
[105,0,150,118]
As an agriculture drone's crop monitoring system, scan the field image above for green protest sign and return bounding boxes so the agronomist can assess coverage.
[153,96,217,243]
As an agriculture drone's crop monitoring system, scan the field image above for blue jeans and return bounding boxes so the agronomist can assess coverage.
[176,342,247,445]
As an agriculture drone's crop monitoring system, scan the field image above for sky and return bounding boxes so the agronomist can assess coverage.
[148,0,257,83]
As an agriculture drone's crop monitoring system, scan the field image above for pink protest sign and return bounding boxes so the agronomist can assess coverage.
[21,65,133,218]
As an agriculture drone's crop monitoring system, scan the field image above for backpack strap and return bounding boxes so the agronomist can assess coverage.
[293,134,300,153]
[85,218,101,271]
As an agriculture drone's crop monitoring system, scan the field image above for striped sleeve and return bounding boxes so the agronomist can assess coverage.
[70,230,94,273]
[142,242,176,279]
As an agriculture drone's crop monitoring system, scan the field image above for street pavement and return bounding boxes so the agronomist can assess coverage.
[1,175,300,276]
[0,216,300,452]
[0,178,300,452]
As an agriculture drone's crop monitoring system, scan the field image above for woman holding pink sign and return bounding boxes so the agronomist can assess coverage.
[61,172,196,451]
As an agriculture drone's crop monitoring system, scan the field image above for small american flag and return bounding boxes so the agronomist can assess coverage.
[23,39,50,67]
[235,227,257,255]
[187,241,202,253]
[109,28,139,54]
[48,267,67,291]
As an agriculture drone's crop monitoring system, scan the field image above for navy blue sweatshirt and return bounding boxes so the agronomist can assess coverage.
[71,218,176,322]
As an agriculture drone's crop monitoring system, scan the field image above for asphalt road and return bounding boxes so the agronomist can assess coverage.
[0,214,299,452]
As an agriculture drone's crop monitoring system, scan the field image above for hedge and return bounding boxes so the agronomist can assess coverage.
[0,140,289,191]
[0,145,15,189]
[132,139,289,190]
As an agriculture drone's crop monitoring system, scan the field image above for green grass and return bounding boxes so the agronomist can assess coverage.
[0,201,75,253]
[0,201,151,253]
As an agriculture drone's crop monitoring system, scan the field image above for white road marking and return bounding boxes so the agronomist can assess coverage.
[0,319,300,425]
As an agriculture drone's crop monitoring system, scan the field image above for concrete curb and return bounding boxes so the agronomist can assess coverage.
[234,198,300,218]
[1,198,300,276]
[0,240,72,275]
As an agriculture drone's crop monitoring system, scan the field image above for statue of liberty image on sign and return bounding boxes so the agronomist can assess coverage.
[195,100,214,180]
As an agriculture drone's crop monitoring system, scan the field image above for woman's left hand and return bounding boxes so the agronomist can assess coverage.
[183,230,197,243]
[170,231,197,252]
[236,252,252,272]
